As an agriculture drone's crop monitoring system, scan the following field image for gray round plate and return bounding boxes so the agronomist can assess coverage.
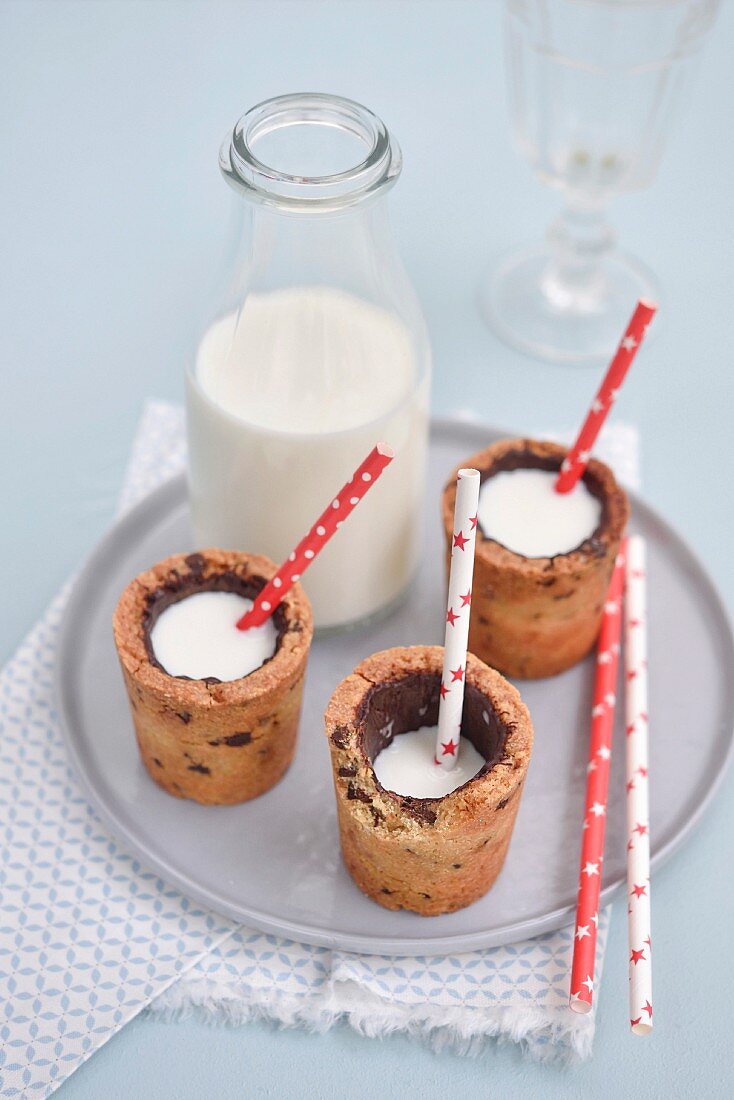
[56,419,734,955]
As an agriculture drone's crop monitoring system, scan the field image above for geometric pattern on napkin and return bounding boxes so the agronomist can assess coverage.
[0,438,235,1099]
[154,917,610,1063]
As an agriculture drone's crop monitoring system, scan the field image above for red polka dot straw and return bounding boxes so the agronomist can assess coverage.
[569,546,626,1015]
[236,443,395,630]
[624,535,653,1035]
[555,299,657,495]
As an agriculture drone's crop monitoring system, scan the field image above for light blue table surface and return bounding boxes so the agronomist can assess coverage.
[2,2,733,1096]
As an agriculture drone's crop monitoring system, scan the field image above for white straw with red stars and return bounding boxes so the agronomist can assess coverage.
[569,547,626,1014]
[624,534,653,1035]
[236,443,395,630]
[435,468,480,771]
[555,300,657,494]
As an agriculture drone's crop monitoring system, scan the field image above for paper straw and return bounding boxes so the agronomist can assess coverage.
[236,442,395,630]
[435,468,480,771]
[624,534,653,1035]
[555,300,657,494]
[569,547,626,1014]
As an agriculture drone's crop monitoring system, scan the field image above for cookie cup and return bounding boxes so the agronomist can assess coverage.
[324,645,533,916]
[442,438,629,679]
[113,549,313,805]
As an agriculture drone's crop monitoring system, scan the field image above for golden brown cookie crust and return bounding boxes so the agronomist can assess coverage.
[325,645,533,916]
[113,549,313,804]
[441,439,629,679]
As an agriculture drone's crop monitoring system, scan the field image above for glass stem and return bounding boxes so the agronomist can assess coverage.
[541,201,616,313]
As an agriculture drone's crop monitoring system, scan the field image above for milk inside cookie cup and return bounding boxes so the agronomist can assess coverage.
[143,567,282,684]
[324,645,533,916]
[441,439,629,679]
[113,549,313,805]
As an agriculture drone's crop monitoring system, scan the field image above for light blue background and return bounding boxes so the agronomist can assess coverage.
[2,1,732,1096]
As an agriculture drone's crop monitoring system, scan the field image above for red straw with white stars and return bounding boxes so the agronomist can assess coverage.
[569,547,626,1014]
[236,443,395,630]
[435,468,480,771]
[624,534,653,1035]
[555,299,657,494]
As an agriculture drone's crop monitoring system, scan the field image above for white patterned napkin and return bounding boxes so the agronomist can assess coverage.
[0,612,237,1097]
[0,403,638,1097]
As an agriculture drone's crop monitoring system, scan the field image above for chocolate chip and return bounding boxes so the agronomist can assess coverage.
[347,783,372,804]
[218,570,240,587]
[185,553,206,574]
[223,731,252,747]
[153,758,163,768]
[419,892,431,899]
[207,731,252,747]
[478,615,489,626]
[187,762,211,775]
[331,725,350,749]
[381,887,393,895]
[338,764,357,778]
[400,798,437,825]
[202,676,222,686]
[553,590,574,601]
[497,797,509,810]
[177,711,192,724]
[370,807,384,827]
[540,576,556,587]
[452,863,462,869]
[587,537,606,559]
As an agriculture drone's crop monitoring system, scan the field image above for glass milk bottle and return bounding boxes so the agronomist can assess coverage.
[186,94,431,631]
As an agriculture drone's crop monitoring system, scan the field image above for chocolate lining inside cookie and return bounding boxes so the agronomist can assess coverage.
[476,446,610,558]
[142,558,288,682]
[357,671,507,802]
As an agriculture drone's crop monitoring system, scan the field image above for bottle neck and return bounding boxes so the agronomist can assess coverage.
[241,199,395,293]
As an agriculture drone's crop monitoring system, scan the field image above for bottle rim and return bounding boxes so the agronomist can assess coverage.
[219,93,402,213]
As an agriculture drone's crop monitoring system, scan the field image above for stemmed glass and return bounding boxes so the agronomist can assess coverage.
[481,0,720,365]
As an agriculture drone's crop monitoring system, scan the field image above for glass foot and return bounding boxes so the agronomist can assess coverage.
[479,243,661,367]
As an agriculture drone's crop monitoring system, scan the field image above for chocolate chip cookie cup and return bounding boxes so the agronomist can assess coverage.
[441,439,629,679]
[113,549,313,805]
[324,645,533,916]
